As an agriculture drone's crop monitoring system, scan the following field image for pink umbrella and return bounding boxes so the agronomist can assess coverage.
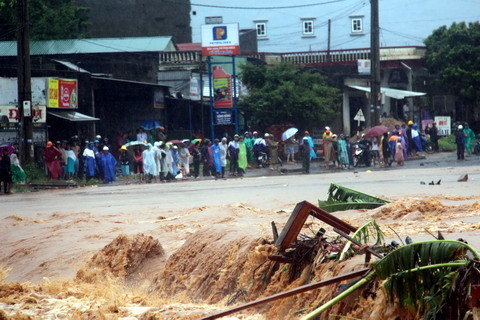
[364,125,388,138]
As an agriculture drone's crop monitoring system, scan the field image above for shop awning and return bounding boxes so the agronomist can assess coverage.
[47,110,100,121]
[348,85,426,99]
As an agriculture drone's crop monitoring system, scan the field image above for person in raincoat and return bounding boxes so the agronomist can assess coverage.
[303,131,316,160]
[191,141,201,179]
[0,148,12,193]
[142,144,157,182]
[395,137,405,166]
[464,124,475,155]
[10,151,26,183]
[178,143,191,180]
[336,134,350,169]
[412,124,423,152]
[65,144,77,179]
[83,143,96,181]
[243,132,254,163]
[212,139,222,179]
[299,137,311,174]
[267,134,280,171]
[43,141,62,180]
[322,129,335,168]
[219,137,228,178]
[100,146,117,183]
[119,145,131,184]
[170,145,179,178]
[238,136,248,176]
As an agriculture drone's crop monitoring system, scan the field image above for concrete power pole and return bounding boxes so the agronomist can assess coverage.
[370,0,381,126]
[17,0,34,163]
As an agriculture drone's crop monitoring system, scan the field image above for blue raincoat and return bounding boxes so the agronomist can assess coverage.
[170,149,179,176]
[303,135,316,160]
[100,152,117,183]
[212,144,222,173]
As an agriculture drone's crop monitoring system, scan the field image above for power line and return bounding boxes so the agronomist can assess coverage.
[190,0,347,10]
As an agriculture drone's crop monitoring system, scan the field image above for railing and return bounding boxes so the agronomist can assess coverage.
[159,46,425,66]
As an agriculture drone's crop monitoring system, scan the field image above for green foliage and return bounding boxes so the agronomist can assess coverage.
[239,63,341,128]
[371,240,479,318]
[424,22,480,103]
[339,220,385,261]
[438,135,456,151]
[23,162,47,183]
[0,0,89,41]
[318,183,388,213]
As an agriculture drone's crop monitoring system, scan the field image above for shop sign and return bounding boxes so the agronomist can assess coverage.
[47,78,78,108]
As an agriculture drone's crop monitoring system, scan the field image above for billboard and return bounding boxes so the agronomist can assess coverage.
[47,78,78,109]
[358,59,371,75]
[0,105,46,128]
[201,23,240,56]
[434,116,451,136]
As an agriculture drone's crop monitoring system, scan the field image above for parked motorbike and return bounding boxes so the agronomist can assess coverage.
[257,151,283,168]
[353,142,371,167]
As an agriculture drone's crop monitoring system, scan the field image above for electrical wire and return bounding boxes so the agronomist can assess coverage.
[190,0,347,10]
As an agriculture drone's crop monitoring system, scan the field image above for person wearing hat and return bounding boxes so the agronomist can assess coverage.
[455,125,465,160]
[406,121,416,156]
[100,146,117,183]
[83,142,96,181]
[43,141,62,180]
[119,145,131,184]
[243,131,254,163]
[228,134,240,176]
[303,131,316,160]
[322,129,335,168]
[299,137,311,174]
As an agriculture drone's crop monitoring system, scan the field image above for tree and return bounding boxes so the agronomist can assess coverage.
[0,0,89,41]
[238,63,341,128]
[424,22,480,106]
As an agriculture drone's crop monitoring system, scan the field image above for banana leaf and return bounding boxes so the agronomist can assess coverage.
[338,220,384,260]
[318,183,388,213]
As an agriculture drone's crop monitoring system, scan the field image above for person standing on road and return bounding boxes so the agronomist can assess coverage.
[381,132,392,167]
[219,137,228,178]
[304,131,316,160]
[0,148,12,193]
[228,135,240,176]
[464,124,475,155]
[201,139,211,177]
[427,122,439,152]
[119,145,131,184]
[267,135,280,171]
[285,136,298,163]
[395,137,405,166]
[212,139,222,179]
[322,129,335,168]
[337,134,350,169]
[455,125,465,160]
[178,143,190,180]
[100,146,117,184]
[44,141,62,180]
[238,136,248,176]
[300,137,311,173]
[243,132,254,164]
[191,141,201,179]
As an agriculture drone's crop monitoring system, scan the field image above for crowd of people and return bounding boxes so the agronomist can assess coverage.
[40,128,291,184]
[1,120,477,191]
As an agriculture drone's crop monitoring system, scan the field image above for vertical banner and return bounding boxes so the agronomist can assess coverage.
[434,116,451,136]
[213,66,232,108]
[48,78,59,108]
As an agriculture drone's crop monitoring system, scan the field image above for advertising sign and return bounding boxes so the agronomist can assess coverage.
[213,66,232,108]
[189,76,201,101]
[0,105,46,128]
[357,59,371,75]
[154,89,165,109]
[47,78,78,109]
[215,110,232,125]
[434,116,451,136]
[201,23,240,56]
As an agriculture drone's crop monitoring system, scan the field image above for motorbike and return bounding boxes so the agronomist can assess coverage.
[353,142,371,167]
[257,151,283,168]
[421,135,434,154]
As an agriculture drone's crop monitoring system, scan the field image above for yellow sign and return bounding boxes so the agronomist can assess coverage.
[48,78,59,108]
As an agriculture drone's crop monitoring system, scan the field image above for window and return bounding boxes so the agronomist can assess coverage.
[351,17,363,33]
[302,20,314,35]
[256,22,267,37]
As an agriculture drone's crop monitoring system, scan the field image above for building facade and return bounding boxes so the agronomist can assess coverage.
[190,0,480,53]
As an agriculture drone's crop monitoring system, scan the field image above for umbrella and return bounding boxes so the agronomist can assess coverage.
[124,141,149,152]
[281,127,298,141]
[168,140,183,145]
[0,144,14,155]
[192,138,202,145]
[365,125,389,138]
[141,120,162,131]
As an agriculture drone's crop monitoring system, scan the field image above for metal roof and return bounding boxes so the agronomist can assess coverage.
[0,36,176,57]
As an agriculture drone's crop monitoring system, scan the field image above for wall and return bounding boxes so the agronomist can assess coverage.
[190,0,480,52]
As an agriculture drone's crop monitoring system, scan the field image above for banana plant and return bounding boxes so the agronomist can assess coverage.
[318,184,388,213]
[301,240,480,320]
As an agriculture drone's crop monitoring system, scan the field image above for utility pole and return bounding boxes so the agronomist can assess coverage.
[17,0,34,163]
[370,0,381,126]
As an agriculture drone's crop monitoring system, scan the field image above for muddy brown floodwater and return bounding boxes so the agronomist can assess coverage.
[1,161,480,319]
